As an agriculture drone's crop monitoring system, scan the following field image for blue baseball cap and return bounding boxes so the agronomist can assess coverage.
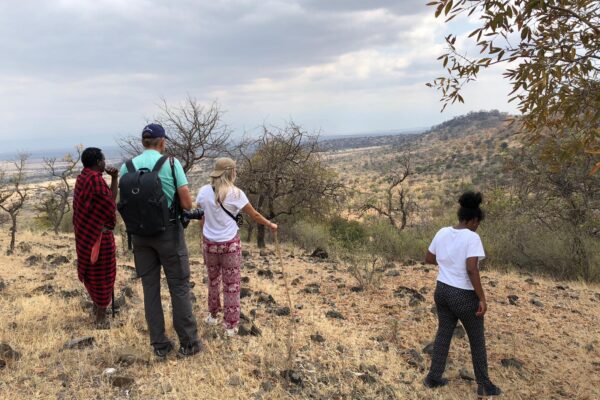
[142,123,169,139]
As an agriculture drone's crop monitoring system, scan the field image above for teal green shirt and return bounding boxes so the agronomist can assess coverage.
[119,149,188,207]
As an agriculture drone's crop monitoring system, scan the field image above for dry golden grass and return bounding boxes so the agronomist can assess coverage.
[1,230,599,399]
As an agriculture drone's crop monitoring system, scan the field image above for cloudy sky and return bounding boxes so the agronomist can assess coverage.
[0,0,516,153]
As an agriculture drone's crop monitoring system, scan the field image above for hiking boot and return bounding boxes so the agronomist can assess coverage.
[225,327,238,337]
[153,342,174,361]
[205,314,218,326]
[477,382,502,398]
[423,376,449,388]
[178,342,202,357]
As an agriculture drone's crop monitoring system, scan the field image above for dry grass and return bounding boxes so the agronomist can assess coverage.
[1,231,599,399]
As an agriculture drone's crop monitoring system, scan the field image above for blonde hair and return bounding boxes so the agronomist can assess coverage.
[211,161,238,205]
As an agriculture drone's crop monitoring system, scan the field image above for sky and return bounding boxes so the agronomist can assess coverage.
[0,0,517,153]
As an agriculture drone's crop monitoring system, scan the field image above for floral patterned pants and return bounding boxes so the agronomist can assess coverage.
[202,234,242,329]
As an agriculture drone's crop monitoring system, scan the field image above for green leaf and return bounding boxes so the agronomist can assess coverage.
[444,0,453,16]
[445,14,457,23]
[468,28,480,38]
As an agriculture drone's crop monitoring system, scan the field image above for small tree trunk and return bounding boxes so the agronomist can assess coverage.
[572,233,590,281]
[246,223,254,242]
[400,211,408,230]
[257,224,266,248]
[255,194,266,248]
[54,193,69,235]
[9,213,17,252]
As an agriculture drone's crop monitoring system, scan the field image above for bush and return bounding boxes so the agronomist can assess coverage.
[480,189,600,281]
[365,222,403,261]
[329,219,443,264]
[59,210,74,233]
[329,217,367,250]
[345,253,382,289]
[288,220,330,251]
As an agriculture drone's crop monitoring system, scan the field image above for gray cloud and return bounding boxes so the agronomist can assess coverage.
[0,1,426,81]
[301,0,427,14]
[0,0,515,152]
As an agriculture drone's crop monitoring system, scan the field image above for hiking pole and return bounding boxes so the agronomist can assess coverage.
[273,231,295,369]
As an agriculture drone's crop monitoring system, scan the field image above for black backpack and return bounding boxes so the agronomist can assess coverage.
[118,155,173,237]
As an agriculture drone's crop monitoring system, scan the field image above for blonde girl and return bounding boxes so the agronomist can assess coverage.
[195,157,277,336]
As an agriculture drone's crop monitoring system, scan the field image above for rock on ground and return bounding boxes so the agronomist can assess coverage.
[0,343,21,361]
[63,337,95,350]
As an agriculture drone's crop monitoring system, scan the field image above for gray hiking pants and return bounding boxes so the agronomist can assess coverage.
[132,222,199,350]
[427,281,491,385]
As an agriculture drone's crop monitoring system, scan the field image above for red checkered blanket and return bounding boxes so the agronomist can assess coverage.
[73,168,116,308]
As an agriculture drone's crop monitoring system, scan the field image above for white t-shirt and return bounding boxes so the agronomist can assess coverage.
[428,227,485,290]
[196,184,249,242]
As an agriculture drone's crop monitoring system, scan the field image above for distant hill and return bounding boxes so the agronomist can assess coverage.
[316,110,513,152]
[423,110,512,139]
[323,110,520,211]
[317,129,427,151]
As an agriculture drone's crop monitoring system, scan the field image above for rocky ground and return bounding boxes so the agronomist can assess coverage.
[1,231,599,399]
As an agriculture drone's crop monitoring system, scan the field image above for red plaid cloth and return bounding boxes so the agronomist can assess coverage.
[73,168,117,308]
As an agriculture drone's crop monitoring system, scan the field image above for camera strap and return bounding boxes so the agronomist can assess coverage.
[212,186,240,224]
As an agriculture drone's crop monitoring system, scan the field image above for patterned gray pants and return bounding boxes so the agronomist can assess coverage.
[427,281,491,385]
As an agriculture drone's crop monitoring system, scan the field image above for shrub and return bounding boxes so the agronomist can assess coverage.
[288,220,330,251]
[365,222,403,261]
[480,189,600,281]
[59,210,74,233]
[345,254,382,289]
[329,217,367,250]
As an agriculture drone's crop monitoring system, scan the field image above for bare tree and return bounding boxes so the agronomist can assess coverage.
[118,96,231,173]
[0,154,29,254]
[360,151,417,230]
[38,146,82,234]
[236,122,344,248]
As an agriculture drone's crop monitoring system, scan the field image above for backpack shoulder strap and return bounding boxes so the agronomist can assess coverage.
[152,155,169,172]
[125,160,136,173]
[170,157,180,205]
[170,157,177,186]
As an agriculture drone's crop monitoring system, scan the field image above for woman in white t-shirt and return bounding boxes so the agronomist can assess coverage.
[196,157,277,337]
[423,192,501,398]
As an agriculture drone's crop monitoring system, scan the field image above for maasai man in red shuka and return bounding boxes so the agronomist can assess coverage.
[73,147,119,328]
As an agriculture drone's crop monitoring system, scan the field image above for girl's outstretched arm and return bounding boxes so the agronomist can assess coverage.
[242,203,278,231]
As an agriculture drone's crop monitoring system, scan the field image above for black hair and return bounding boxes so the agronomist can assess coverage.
[81,147,104,168]
[457,191,485,222]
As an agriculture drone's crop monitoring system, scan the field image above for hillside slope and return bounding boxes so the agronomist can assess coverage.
[1,232,599,399]
[325,111,520,214]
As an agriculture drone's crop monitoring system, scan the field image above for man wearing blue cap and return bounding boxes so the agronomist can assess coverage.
[119,123,201,359]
